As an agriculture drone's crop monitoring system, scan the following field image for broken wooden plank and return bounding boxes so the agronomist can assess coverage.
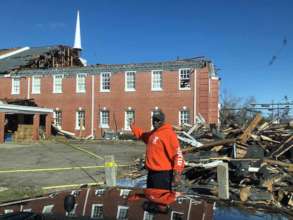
[185,160,223,169]
[260,135,280,144]
[275,144,293,159]
[187,123,201,135]
[178,135,203,148]
[264,159,293,170]
[239,113,262,144]
[270,135,293,157]
[182,138,237,153]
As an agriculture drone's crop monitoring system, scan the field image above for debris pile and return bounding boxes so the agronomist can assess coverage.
[130,113,293,213]
[175,113,293,212]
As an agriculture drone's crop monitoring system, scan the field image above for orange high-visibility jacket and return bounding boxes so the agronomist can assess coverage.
[130,123,184,174]
[128,188,181,205]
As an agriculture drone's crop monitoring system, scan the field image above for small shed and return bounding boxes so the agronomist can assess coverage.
[0,101,53,143]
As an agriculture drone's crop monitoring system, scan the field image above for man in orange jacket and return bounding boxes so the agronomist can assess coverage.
[130,110,184,190]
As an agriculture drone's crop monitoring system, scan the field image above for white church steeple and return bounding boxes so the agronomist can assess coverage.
[73,10,82,50]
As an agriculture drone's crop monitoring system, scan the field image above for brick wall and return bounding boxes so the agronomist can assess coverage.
[0,67,219,138]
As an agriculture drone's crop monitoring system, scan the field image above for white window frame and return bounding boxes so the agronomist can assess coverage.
[76,73,86,93]
[120,189,131,197]
[71,190,80,196]
[116,205,129,220]
[171,211,184,220]
[53,74,64,93]
[42,204,54,214]
[143,211,154,220]
[100,72,111,92]
[100,110,109,128]
[95,189,105,196]
[75,110,85,130]
[91,204,104,219]
[179,110,190,126]
[151,70,163,91]
[32,75,41,94]
[124,110,135,130]
[125,71,136,91]
[179,68,191,90]
[53,110,62,128]
[11,78,20,95]
[66,204,78,217]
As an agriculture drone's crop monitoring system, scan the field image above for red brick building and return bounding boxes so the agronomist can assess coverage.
[0,53,219,139]
[0,12,219,140]
[0,186,214,219]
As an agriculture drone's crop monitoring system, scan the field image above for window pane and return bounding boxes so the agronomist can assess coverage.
[152,71,162,90]
[101,72,111,91]
[77,74,86,92]
[54,75,63,93]
[100,111,109,128]
[76,111,85,129]
[117,206,128,220]
[125,110,135,130]
[32,76,41,93]
[54,111,62,127]
[12,78,20,94]
[126,71,135,90]
[92,204,103,219]
[180,110,190,125]
[180,69,191,89]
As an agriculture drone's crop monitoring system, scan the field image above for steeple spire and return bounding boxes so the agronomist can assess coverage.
[73,10,82,50]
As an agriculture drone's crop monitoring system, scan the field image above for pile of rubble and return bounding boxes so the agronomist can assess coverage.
[175,113,293,213]
[130,113,293,214]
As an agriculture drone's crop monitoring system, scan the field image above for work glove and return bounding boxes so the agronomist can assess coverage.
[172,171,181,187]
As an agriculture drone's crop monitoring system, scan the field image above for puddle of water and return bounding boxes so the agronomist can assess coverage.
[214,204,290,220]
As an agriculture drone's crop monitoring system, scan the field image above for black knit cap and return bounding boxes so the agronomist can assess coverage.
[152,110,165,123]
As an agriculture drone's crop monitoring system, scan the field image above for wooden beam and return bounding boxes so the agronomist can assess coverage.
[239,113,262,144]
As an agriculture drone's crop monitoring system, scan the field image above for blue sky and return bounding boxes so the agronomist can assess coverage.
[1,0,292,104]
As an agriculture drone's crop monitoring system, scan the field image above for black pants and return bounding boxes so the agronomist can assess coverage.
[147,170,173,190]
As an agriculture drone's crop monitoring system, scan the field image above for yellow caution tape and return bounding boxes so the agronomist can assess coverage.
[42,182,103,190]
[104,162,118,168]
[54,140,104,160]
[0,164,129,174]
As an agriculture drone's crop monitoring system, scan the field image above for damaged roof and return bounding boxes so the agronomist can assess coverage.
[0,45,76,74]
[14,57,215,76]
[0,45,216,76]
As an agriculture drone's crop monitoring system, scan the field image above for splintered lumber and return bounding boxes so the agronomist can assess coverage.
[260,135,280,143]
[178,136,203,148]
[240,186,251,202]
[185,160,223,169]
[258,122,269,131]
[264,159,293,170]
[270,135,293,157]
[52,124,77,139]
[275,144,293,159]
[239,113,262,144]
[187,123,201,135]
[182,138,237,153]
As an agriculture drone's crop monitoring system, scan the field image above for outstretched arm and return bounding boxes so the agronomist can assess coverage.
[130,123,152,144]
